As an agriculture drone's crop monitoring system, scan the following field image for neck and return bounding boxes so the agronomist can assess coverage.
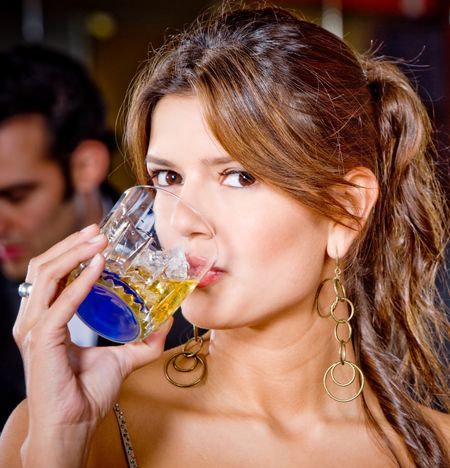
[204,303,365,424]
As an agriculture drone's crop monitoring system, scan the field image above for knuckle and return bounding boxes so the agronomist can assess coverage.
[12,322,24,343]
[34,259,57,282]
[26,256,42,277]
[33,262,48,281]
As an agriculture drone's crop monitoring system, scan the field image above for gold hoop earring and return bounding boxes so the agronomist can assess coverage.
[315,259,365,403]
[164,325,207,388]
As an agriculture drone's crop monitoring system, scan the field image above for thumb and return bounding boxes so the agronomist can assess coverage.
[112,317,173,378]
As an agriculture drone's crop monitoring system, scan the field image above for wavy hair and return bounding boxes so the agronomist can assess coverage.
[124,5,449,466]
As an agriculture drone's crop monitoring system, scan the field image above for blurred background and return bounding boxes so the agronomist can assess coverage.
[1,0,448,192]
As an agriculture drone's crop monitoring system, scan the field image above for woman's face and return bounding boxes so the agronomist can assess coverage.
[147,95,330,330]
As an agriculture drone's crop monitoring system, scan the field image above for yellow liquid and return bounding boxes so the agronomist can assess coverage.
[119,267,198,333]
[69,265,198,341]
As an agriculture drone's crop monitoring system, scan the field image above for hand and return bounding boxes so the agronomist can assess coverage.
[13,224,172,466]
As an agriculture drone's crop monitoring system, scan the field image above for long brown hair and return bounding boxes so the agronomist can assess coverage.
[125,5,449,466]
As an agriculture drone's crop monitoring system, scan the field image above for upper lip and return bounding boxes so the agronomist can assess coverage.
[186,254,225,273]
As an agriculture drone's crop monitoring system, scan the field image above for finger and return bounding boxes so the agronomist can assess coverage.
[14,238,107,342]
[24,224,100,282]
[17,230,106,312]
[44,252,106,329]
[27,234,107,309]
[113,318,174,379]
[15,253,106,354]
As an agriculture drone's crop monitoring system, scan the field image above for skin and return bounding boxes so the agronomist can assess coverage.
[0,114,77,280]
[0,114,108,281]
[0,96,448,467]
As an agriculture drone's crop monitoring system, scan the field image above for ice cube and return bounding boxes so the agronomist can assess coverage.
[142,250,169,278]
[165,248,189,280]
[132,247,189,282]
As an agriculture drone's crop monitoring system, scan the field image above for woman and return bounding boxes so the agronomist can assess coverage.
[1,5,448,467]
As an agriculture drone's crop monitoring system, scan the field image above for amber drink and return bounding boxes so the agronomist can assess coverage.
[71,186,217,343]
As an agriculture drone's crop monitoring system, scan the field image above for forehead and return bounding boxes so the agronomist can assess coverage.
[148,95,228,162]
[0,114,50,168]
[0,114,60,187]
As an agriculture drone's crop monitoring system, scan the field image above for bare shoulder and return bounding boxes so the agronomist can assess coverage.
[120,344,203,409]
[87,354,171,468]
[88,345,204,466]
[0,399,29,467]
[87,404,130,468]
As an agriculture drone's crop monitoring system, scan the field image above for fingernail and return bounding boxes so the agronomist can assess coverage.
[80,223,97,233]
[88,253,103,268]
[87,234,105,244]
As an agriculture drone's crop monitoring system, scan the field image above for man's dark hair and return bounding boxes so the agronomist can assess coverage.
[0,44,112,195]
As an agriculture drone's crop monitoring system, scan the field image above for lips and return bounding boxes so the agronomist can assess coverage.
[0,244,25,261]
[197,268,225,288]
[186,254,225,288]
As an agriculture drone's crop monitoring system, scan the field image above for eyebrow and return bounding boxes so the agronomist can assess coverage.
[146,154,234,167]
[0,182,39,198]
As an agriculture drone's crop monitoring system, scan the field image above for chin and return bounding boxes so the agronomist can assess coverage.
[180,303,216,330]
[180,308,211,330]
[180,304,239,331]
[1,260,28,282]
[180,282,239,330]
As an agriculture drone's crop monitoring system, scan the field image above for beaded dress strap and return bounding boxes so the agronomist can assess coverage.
[113,403,139,468]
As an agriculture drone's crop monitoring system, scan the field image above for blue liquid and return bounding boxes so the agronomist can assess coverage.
[76,271,144,343]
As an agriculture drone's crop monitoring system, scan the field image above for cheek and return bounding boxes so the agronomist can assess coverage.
[183,192,329,328]
[183,213,327,329]
[234,203,324,262]
[224,202,328,305]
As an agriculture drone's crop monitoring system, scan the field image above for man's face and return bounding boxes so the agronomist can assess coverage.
[0,114,77,280]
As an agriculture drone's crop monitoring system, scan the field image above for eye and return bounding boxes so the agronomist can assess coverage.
[149,170,183,187]
[8,191,29,204]
[2,187,35,204]
[220,170,256,188]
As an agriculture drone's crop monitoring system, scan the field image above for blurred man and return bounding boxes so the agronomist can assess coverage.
[0,45,193,428]
[0,45,114,428]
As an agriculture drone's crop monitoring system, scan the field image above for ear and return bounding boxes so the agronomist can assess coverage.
[326,167,379,259]
[70,140,110,195]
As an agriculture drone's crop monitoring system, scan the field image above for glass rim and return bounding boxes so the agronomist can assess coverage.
[121,184,217,239]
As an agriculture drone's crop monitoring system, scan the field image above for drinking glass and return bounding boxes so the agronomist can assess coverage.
[69,185,217,343]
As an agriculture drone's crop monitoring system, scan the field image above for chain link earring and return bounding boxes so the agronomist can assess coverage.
[314,258,365,402]
[164,325,207,388]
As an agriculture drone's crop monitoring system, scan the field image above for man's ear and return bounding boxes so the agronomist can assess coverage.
[326,167,379,259]
[70,140,110,195]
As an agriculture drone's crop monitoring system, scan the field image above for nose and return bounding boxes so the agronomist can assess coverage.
[153,186,215,247]
[152,186,218,271]
[169,200,210,239]
[176,182,216,237]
